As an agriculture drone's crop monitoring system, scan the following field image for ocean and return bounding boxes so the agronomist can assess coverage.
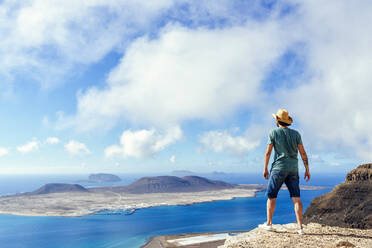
[0,173,345,248]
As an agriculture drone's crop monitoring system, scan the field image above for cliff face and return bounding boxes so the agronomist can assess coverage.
[345,163,372,182]
[303,163,372,229]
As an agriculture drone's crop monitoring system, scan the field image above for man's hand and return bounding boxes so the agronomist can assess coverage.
[298,144,310,182]
[263,168,269,180]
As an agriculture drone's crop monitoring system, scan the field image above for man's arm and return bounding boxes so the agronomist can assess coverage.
[298,144,311,182]
[263,144,273,179]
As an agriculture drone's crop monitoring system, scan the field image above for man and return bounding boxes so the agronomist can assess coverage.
[260,109,310,235]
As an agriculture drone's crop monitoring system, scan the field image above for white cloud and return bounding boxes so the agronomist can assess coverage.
[200,130,260,156]
[105,126,182,158]
[170,155,176,163]
[45,137,60,144]
[0,0,178,90]
[1,0,263,92]
[0,147,9,156]
[17,141,39,153]
[104,145,123,158]
[64,140,90,156]
[63,22,292,131]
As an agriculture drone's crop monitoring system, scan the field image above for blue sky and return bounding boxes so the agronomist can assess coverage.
[0,0,370,174]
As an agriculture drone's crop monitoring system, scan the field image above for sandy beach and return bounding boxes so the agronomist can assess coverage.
[141,232,236,248]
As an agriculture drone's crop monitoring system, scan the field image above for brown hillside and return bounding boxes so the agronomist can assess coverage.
[303,163,372,229]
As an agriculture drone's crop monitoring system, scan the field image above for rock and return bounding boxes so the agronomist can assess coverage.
[219,223,372,248]
[335,240,355,247]
[303,163,372,229]
[345,163,372,183]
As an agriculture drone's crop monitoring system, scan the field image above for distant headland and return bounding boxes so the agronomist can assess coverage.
[76,173,122,183]
[88,173,121,183]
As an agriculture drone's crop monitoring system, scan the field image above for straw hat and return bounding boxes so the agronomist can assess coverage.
[272,109,293,124]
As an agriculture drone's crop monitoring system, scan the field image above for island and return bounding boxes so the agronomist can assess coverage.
[171,170,198,177]
[88,173,121,183]
[0,175,326,217]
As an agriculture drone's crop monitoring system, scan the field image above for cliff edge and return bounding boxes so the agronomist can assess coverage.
[303,163,372,229]
[220,223,372,248]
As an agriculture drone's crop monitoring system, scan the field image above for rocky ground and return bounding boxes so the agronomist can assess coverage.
[220,223,372,248]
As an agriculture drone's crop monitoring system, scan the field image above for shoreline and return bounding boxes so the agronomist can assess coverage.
[140,231,247,248]
[0,192,260,218]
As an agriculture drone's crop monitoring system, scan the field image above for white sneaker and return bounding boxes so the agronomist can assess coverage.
[296,228,304,235]
[258,223,273,231]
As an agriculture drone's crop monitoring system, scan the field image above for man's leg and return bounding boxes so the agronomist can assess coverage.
[292,197,303,229]
[265,170,284,225]
[284,171,302,229]
[267,197,276,225]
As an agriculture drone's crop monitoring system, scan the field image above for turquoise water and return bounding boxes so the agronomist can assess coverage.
[0,189,331,248]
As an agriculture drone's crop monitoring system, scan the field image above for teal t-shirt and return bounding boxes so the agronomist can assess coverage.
[268,127,302,172]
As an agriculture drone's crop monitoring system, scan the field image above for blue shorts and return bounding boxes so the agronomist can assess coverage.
[266,170,300,198]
